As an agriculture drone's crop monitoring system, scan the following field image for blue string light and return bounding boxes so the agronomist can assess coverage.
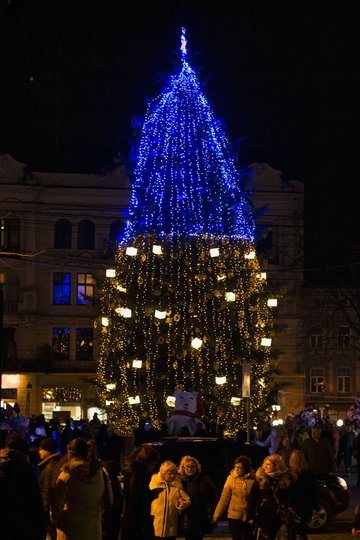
[123,29,254,243]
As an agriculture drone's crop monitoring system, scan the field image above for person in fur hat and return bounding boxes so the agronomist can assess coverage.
[149,460,190,539]
[38,437,61,540]
[213,455,255,540]
[247,453,297,540]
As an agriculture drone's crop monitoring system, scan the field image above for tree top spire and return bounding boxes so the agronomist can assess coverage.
[180,27,188,58]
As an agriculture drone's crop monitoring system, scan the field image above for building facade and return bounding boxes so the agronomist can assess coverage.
[3,153,353,425]
[0,153,129,421]
[249,163,305,418]
[301,284,360,420]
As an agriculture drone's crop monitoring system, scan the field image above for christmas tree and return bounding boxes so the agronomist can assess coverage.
[97,29,277,435]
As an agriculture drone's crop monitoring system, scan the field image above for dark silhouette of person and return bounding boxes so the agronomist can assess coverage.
[38,437,61,540]
[120,443,159,540]
[95,424,123,462]
[0,433,46,540]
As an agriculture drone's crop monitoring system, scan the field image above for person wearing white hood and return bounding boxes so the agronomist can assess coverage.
[149,460,190,539]
[213,455,255,540]
[255,426,284,455]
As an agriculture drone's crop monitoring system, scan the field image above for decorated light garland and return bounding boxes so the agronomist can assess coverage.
[96,29,277,435]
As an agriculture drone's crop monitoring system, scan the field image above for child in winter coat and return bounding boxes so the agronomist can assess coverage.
[149,460,190,539]
[213,455,255,540]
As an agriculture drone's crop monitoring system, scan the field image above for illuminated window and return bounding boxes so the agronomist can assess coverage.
[0,218,20,252]
[310,368,325,393]
[53,273,71,305]
[52,327,70,361]
[338,367,351,393]
[310,327,323,349]
[77,273,95,305]
[76,328,94,361]
[54,219,72,249]
[78,220,95,250]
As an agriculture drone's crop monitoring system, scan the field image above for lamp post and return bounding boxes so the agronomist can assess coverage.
[242,364,251,443]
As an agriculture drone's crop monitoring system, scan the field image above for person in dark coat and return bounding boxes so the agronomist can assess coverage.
[38,437,62,540]
[274,435,291,466]
[0,433,46,540]
[178,455,218,540]
[95,423,123,462]
[354,431,360,487]
[59,419,83,455]
[120,443,159,540]
[302,423,335,475]
[103,460,124,540]
[288,450,317,540]
[336,422,355,476]
[248,453,297,540]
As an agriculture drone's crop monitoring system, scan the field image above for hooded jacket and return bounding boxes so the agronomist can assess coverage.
[52,458,106,540]
[213,468,255,521]
[149,471,190,537]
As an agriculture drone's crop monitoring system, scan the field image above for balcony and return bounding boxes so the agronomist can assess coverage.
[2,356,96,374]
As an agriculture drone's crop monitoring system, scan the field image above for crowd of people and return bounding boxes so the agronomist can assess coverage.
[1,404,360,539]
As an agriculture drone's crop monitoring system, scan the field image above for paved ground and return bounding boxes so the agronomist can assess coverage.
[178,467,360,539]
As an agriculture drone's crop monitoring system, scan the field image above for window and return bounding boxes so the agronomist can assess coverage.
[2,327,17,361]
[338,326,350,349]
[76,328,94,360]
[78,220,95,250]
[53,273,71,305]
[0,218,20,252]
[310,326,323,349]
[338,367,351,393]
[310,368,325,393]
[54,219,72,249]
[109,220,125,245]
[52,327,70,360]
[77,273,95,305]
[256,229,273,254]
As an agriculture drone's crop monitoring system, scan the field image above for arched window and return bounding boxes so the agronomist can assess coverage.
[78,220,95,250]
[0,218,20,252]
[54,219,72,249]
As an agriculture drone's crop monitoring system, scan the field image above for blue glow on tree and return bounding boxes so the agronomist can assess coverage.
[124,28,254,242]
[97,29,276,435]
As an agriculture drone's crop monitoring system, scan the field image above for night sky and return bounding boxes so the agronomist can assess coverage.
[0,1,359,275]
